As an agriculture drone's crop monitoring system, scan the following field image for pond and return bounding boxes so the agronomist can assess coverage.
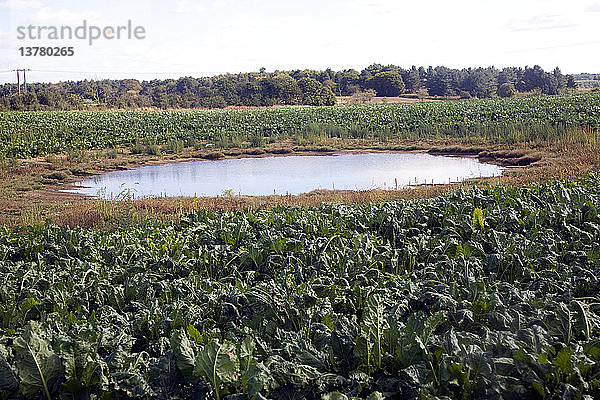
[65,152,504,198]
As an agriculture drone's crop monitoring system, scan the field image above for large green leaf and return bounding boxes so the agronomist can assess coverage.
[56,330,109,394]
[13,321,64,399]
[170,329,196,377]
[194,339,239,400]
[0,353,18,392]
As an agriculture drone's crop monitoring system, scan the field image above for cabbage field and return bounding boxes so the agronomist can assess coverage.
[1,173,600,399]
[1,92,599,158]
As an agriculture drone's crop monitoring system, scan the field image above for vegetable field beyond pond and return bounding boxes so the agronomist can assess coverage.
[1,92,599,158]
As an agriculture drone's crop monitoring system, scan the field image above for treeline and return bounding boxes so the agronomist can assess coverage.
[0,64,577,111]
[573,73,600,88]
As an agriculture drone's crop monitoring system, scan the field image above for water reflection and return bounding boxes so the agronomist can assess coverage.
[65,152,504,198]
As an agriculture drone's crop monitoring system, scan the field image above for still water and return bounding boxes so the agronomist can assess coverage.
[65,152,503,198]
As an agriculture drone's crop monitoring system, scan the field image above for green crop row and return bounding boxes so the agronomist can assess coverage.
[1,174,600,398]
[0,92,599,158]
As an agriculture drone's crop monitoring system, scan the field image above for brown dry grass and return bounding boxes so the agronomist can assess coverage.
[1,135,599,229]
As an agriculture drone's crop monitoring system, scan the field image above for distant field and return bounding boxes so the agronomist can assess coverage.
[1,92,599,159]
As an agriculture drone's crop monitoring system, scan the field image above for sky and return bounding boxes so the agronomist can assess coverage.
[0,0,599,84]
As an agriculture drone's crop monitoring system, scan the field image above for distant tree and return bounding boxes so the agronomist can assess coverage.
[337,70,360,96]
[120,79,142,93]
[151,86,170,109]
[471,69,496,98]
[363,63,385,77]
[402,66,421,93]
[201,95,227,109]
[22,92,39,109]
[37,89,63,108]
[553,67,567,91]
[240,81,262,106]
[367,71,405,96]
[298,77,321,105]
[359,69,374,87]
[175,77,198,94]
[426,67,452,96]
[68,93,85,109]
[541,74,559,95]
[213,77,240,105]
[261,74,301,105]
[520,65,545,92]
[321,86,336,106]
[297,77,336,106]
[9,95,25,111]
[73,80,96,100]
[349,89,376,104]
[322,79,337,93]
[497,82,517,98]
[96,82,116,105]
[566,75,577,89]
[0,96,10,111]
[318,68,335,82]
[498,68,517,86]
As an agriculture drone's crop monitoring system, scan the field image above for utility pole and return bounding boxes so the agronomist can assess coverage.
[11,69,31,95]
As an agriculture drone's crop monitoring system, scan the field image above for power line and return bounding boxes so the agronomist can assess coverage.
[32,69,230,75]
[11,69,31,95]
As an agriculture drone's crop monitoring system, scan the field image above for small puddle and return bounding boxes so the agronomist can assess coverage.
[64,152,503,198]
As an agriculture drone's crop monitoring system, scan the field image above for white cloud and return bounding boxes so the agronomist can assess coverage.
[0,29,12,48]
[586,2,600,12]
[175,0,206,13]
[31,6,101,24]
[507,15,576,31]
[0,0,43,10]
[350,0,404,14]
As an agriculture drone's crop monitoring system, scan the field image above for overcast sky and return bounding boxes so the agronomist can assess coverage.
[1,0,599,84]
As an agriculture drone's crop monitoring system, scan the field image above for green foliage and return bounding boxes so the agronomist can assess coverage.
[13,321,63,399]
[145,143,161,155]
[1,92,598,158]
[498,82,517,98]
[194,340,238,400]
[130,139,145,154]
[367,71,405,96]
[163,138,184,154]
[103,147,118,159]
[472,207,484,229]
[0,174,600,397]
[0,64,572,111]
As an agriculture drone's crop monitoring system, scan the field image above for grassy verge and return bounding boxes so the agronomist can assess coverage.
[1,129,599,228]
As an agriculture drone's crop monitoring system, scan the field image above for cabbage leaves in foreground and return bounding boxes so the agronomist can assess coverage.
[0,174,600,398]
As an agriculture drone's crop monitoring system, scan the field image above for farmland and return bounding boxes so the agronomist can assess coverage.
[0,91,600,399]
[0,174,600,398]
[0,92,599,159]
[0,92,599,228]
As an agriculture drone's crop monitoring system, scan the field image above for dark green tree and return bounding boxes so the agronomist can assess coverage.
[367,71,405,96]
[240,81,263,106]
[426,67,452,96]
[213,77,240,105]
[337,70,360,96]
[553,67,567,91]
[497,82,517,98]
[261,73,301,105]
[402,66,421,93]
[298,77,322,105]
